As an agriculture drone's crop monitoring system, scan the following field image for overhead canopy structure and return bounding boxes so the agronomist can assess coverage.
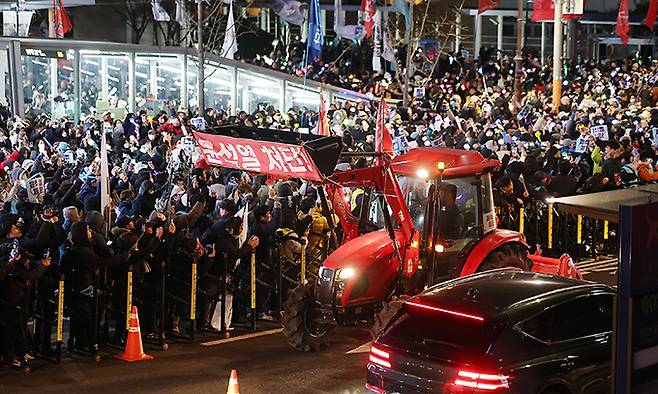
[193,126,343,181]
[0,0,94,10]
[552,185,658,223]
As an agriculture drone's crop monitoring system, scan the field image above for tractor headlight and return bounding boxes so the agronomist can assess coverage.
[336,267,355,280]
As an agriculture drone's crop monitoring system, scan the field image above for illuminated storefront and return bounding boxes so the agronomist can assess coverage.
[0,38,367,121]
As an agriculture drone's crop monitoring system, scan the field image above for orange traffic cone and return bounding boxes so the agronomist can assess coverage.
[117,306,154,362]
[226,369,240,394]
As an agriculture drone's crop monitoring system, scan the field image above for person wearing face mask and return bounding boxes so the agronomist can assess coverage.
[636,152,658,183]
[0,214,51,366]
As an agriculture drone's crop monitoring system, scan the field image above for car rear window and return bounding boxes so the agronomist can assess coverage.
[380,304,498,357]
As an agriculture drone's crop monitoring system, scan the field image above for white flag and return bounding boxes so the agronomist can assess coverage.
[334,0,364,40]
[235,204,249,246]
[221,0,238,59]
[372,10,382,72]
[152,0,171,22]
[175,0,187,27]
[382,31,396,63]
[100,122,112,223]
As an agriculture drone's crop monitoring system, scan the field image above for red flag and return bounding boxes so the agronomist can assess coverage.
[646,0,658,31]
[532,0,585,21]
[316,92,330,137]
[375,99,393,159]
[532,0,554,21]
[478,0,499,14]
[360,0,375,38]
[53,0,72,38]
[616,0,630,45]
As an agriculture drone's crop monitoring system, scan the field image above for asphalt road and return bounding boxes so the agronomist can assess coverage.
[0,325,373,394]
[0,255,620,393]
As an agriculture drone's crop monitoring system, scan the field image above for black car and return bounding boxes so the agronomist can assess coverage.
[366,268,614,393]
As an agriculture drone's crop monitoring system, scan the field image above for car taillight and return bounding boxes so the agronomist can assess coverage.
[369,345,391,368]
[405,301,484,322]
[453,370,510,391]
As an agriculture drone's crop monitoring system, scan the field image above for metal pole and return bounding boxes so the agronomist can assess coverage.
[541,22,546,66]
[403,1,414,107]
[474,13,482,59]
[250,252,256,331]
[497,15,504,60]
[197,0,205,113]
[513,0,524,108]
[552,0,563,110]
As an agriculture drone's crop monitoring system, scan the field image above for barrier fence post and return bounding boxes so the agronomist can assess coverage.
[126,267,133,331]
[220,259,226,334]
[518,206,525,234]
[300,240,307,285]
[604,220,609,240]
[160,261,167,350]
[250,252,256,331]
[56,275,64,363]
[190,261,197,341]
[547,203,553,249]
[577,214,583,245]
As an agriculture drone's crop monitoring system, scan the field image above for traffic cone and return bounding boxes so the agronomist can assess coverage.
[117,306,154,362]
[226,369,240,394]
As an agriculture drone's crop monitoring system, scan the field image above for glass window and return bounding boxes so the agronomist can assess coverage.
[187,61,198,112]
[285,83,319,112]
[519,294,613,343]
[22,49,75,119]
[382,304,498,356]
[80,51,130,119]
[204,62,234,113]
[0,47,11,112]
[237,70,281,113]
[135,54,183,115]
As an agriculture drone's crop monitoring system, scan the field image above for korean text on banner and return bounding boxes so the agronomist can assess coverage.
[193,132,324,181]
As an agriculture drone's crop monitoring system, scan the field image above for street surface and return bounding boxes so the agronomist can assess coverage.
[0,325,372,393]
[0,257,623,393]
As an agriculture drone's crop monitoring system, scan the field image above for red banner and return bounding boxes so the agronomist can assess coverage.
[193,132,324,181]
[646,0,658,31]
[617,0,630,45]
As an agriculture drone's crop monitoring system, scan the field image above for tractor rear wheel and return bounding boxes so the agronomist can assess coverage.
[282,283,334,352]
[370,297,405,339]
[478,244,530,272]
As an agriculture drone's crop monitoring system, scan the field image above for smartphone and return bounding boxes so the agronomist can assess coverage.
[43,248,50,259]
[9,240,19,260]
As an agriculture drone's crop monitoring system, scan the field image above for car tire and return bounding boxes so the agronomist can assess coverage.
[281,283,334,352]
[477,244,530,272]
[370,296,406,339]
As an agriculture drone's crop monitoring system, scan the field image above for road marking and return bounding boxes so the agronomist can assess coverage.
[346,342,371,354]
[200,328,283,347]
[576,259,618,269]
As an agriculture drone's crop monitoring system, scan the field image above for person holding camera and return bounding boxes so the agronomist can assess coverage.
[0,215,51,366]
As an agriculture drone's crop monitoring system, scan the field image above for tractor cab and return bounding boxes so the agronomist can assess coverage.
[392,148,500,281]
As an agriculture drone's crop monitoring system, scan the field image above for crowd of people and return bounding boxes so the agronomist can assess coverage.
[1,39,658,367]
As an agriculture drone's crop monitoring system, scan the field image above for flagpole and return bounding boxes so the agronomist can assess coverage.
[197,0,205,113]
[513,0,524,109]
[552,0,563,110]
[300,0,317,128]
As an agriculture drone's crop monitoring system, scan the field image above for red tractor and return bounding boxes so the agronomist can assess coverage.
[281,147,580,352]
[191,127,578,353]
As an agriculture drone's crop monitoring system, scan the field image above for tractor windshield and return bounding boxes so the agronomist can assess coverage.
[398,175,483,250]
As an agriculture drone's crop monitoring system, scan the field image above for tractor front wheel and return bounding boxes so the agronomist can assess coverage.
[478,244,530,272]
[282,283,334,352]
[370,297,406,339]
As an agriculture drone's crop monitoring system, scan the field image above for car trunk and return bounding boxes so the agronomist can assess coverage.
[368,304,503,393]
